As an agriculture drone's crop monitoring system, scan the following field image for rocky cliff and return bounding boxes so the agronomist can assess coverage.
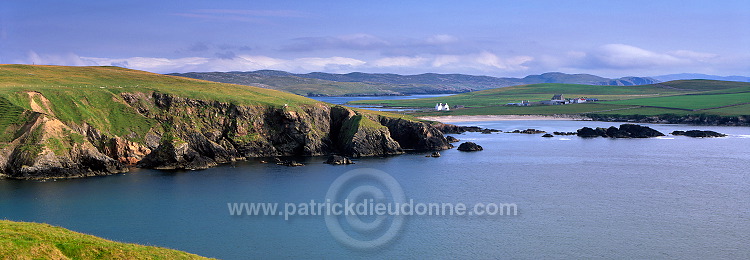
[0,91,451,179]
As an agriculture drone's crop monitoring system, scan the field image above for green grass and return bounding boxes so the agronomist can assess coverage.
[601,92,750,110]
[0,65,319,107]
[0,97,27,141]
[702,103,750,115]
[655,79,750,91]
[0,220,212,259]
[348,82,691,108]
[352,80,750,117]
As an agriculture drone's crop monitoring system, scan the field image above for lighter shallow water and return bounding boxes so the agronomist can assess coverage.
[1,120,749,259]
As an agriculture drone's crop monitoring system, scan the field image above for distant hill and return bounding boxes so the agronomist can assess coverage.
[653,73,750,82]
[168,71,660,96]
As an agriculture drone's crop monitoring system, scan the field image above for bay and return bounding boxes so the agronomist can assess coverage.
[1,120,749,259]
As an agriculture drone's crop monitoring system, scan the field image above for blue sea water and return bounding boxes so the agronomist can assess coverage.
[1,119,749,259]
[311,94,452,112]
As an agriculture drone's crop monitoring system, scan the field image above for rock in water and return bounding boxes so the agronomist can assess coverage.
[618,124,664,138]
[542,133,554,137]
[511,129,546,134]
[445,136,460,143]
[671,130,727,138]
[457,142,483,151]
[426,151,441,157]
[325,155,354,165]
[576,124,664,138]
[576,127,605,137]
[277,160,304,167]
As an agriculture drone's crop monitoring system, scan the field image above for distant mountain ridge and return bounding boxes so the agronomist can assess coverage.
[652,73,750,82]
[168,71,660,96]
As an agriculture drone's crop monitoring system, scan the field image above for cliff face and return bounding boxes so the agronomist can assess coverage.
[0,92,450,179]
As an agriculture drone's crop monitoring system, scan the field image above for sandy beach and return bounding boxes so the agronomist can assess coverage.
[418,114,591,123]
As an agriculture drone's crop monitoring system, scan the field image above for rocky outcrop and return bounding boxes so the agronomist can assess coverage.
[457,142,483,151]
[445,136,460,143]
[542,133,554,137]
[378,117,453,151]
[576,124,664,138]
[433,124,484,134]
[325,155,354,165]
[1,92,452,179]
[586,114,750,126]
[510,129,546,134]
[671,130,727,138]
[0,114,127,180]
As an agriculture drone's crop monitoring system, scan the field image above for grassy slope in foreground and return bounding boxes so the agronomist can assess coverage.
[0,220,211,259]
[350,80,750,117]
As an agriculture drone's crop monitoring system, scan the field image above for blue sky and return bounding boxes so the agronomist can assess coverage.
[2,0,749,77]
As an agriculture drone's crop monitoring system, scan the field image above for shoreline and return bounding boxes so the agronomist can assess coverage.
[419,114,591,123]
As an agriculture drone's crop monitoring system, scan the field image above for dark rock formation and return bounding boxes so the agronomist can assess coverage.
[553,131,577,135]
[510,129,546,134]
[457,142,483,151]
[586,114,750,126]
[445,136,460,143]
[671,130,727,138]
[277,160,304,167]
[378,117,453,151]
[542,133,554,137]
[619,124,665,138]
[325,155,354,165]
[480,129,501,134]
[576,124,664,138]
[426,151,441,157]
[433,124,484,134]
[576,127,606,137]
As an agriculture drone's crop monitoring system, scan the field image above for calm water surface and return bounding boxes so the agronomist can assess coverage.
[1,120,749,259]
[311,94,453,112]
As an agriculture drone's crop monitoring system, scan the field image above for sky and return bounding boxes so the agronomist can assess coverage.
[2,0,749,77]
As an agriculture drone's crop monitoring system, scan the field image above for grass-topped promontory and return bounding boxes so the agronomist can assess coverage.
[350,80,750,117]
[0,65,423,142]
[0,65,319,107]
[0,220,212,259]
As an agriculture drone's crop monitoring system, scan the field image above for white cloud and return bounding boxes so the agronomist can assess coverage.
[591,44,685,68]
[474,52,533,71]
[24,51,97,66]
[668,50,719,61]
[372,56,426,67]
[17,45,746,78]
[425,34,458,44]
[431,55,461,67]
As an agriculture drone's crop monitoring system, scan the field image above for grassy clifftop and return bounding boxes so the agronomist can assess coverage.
[0,65,325,139]
[0,220,211,259]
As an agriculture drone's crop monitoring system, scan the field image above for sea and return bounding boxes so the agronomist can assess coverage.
[1,95,749,259]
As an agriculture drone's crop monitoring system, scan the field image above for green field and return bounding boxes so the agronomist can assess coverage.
[351,80,750,117]
[601,92,750,110]
[0,220,211,259]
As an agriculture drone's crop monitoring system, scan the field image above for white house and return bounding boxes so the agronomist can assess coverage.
[435,103,450,111]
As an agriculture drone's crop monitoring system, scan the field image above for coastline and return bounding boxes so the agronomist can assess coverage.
[419,114,591,123]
